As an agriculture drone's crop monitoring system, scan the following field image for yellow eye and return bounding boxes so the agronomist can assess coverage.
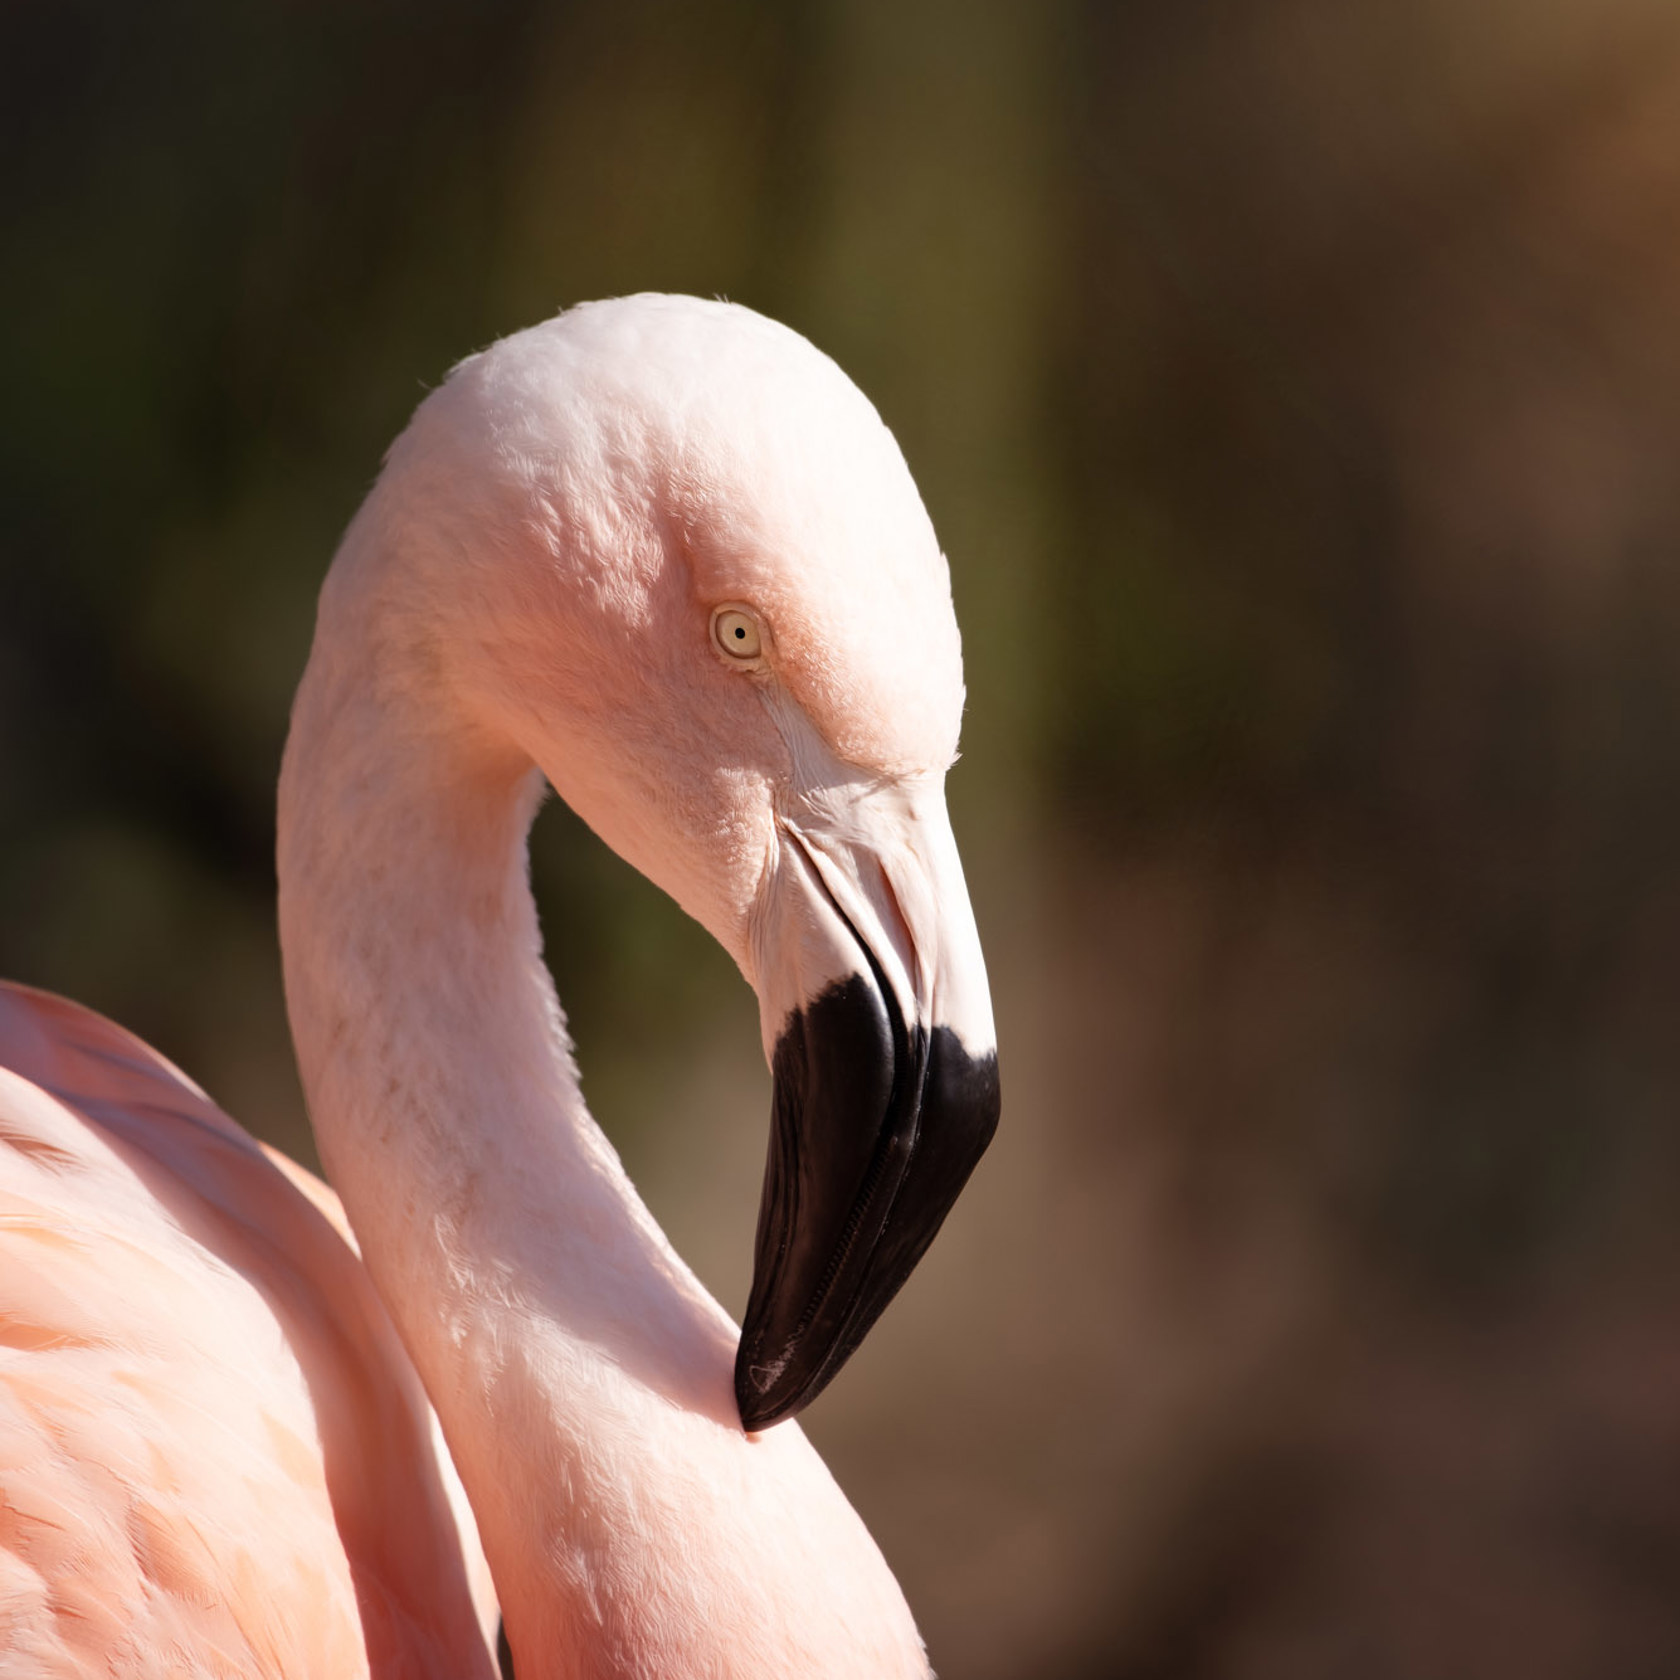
[712,606,764,662]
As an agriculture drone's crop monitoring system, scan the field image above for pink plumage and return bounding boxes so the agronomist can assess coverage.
[0,982,495,1676]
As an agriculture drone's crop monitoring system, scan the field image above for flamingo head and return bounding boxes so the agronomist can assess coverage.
[368,294,999,1428]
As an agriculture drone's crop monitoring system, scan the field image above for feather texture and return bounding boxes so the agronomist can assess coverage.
[0,982,495,1679]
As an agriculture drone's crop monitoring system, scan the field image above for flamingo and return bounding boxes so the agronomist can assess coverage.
[0,294,1000,1677]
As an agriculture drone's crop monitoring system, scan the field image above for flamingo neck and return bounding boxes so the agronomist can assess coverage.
[276,620,743,1665]
[275,574,925,1677]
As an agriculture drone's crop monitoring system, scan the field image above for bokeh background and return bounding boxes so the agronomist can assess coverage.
[7,2,1680,1674]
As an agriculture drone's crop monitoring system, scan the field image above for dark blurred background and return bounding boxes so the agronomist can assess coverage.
[6,2,1680,1674]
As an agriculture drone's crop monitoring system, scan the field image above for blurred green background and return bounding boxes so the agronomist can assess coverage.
[7,1,1680,1674]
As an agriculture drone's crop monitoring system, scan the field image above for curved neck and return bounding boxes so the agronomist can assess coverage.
[277,605,745,1661]
[276,541,926,1678]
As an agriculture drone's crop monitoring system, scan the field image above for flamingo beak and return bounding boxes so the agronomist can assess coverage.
[736,778,999,1430]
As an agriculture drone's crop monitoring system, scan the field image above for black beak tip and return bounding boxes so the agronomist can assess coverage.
[731,1324,871,1430]
[732,1030,1001,1434]
[733,1355,799,1432]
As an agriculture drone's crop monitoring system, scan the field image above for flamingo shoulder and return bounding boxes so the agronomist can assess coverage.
[0,981,495,1678]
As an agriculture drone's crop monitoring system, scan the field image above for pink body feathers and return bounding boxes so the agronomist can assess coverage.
[0,982,495,1676]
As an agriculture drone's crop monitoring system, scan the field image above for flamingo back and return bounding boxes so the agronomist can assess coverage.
[0,981,496,1678]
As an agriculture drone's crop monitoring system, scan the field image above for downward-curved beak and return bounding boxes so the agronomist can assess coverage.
[737,778,999,1430]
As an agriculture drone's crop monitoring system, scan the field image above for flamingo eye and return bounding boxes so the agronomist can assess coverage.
[712,607,764,662]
